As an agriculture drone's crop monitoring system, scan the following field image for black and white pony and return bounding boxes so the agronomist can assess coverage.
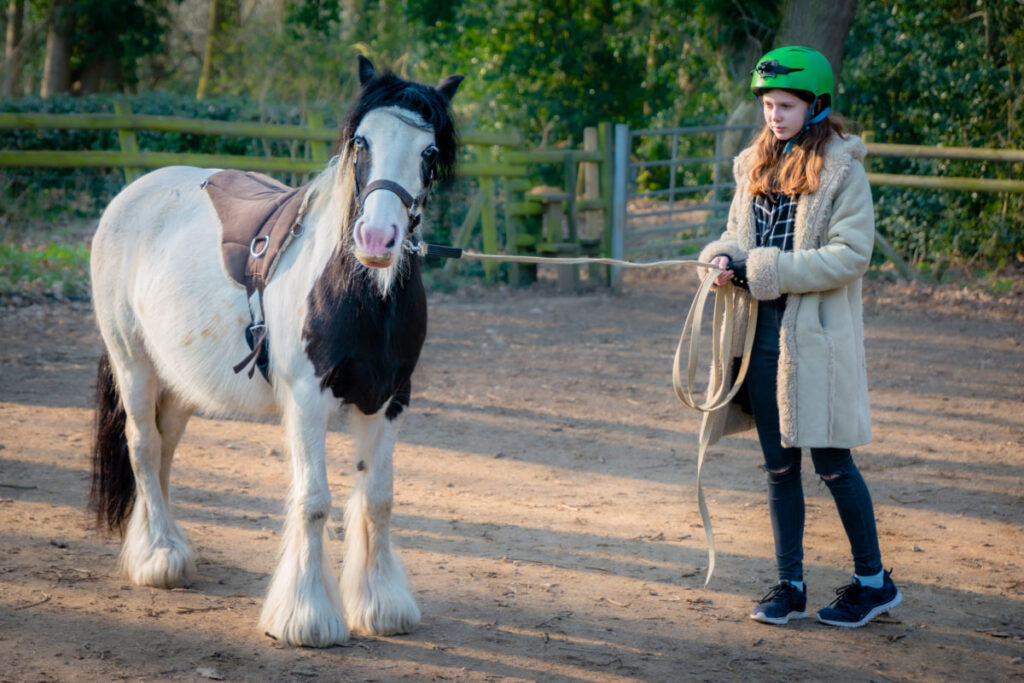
[89,57,462,647]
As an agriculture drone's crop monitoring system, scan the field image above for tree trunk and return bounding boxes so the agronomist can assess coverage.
[774,0,857,94]
[644,20,657,118]
[197,0,239,99]
[41,0,72,97]
[719,0,858,169]
[3,0,24,96]
[75,58,109,95]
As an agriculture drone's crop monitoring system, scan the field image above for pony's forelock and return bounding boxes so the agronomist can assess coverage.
[339,69,458,184]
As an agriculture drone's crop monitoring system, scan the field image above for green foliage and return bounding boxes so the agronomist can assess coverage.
[66,0,175,90]
[434,2,647,141]
[0,241,90,302]
[842,0,1024,264]
[2,0,1021,281]
[209,5,359,107]
[283,0,343,38]
[400,0,777,143]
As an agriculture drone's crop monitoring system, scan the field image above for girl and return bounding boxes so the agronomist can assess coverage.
[699,46,902,628]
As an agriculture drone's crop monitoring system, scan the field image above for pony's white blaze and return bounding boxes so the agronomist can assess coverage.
[351,107,434,270]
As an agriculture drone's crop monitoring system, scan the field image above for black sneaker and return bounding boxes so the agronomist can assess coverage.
[817,569,902,628]
[750,580,808,625]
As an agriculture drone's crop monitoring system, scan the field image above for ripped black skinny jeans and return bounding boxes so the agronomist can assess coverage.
[745,296,883,583]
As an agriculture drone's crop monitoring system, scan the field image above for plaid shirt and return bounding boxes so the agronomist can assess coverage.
[753,192,799,251]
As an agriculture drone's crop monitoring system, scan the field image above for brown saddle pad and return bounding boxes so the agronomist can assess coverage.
[204,170,308,288]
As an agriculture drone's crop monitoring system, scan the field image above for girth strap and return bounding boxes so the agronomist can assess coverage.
[203,170,312,383]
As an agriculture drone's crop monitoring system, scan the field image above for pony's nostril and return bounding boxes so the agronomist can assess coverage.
[385,224,400,250]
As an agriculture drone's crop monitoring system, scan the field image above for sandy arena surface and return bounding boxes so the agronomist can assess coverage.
[1,267,1022,682]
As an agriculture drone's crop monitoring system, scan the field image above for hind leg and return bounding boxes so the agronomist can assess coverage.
[156,390,193,503]
[341,408,420,636]
[117,360,196,587]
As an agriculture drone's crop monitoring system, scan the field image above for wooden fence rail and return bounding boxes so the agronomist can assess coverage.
[0,107,615,286]
[8,110,1018,286]
[0,110,524,179]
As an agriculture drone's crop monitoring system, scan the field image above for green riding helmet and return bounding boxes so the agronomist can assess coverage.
[750,46,834,103]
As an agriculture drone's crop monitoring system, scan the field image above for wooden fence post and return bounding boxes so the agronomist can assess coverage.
[582,126,602,283]
[598,122,615,284]
[112,100,141,185]
[564,151,578,243]
[305,110,329,165]
[442,186,487,276]
[480,146,499,281]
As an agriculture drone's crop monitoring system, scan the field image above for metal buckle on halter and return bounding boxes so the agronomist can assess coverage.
[250,235,270,258]
[290,220,303,237]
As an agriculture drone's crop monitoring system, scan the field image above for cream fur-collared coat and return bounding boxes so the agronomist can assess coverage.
[698,133,875,449]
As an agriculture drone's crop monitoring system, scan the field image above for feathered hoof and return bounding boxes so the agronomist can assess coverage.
[343,573,421,636]
[259,597,350,648]
[121,545,196,588]
[119,515,196,588]
[345,600,421,636]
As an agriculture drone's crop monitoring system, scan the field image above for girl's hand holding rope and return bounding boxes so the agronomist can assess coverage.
[710,255,735,286]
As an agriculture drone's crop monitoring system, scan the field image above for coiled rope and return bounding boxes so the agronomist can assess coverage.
[410,241,757,587]
[670,272,758,587]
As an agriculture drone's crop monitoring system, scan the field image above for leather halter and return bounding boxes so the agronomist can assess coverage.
[350,135,436,232]
[357,178,430,230]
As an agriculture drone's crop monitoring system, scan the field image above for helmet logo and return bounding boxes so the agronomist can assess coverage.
[754,59,804,78]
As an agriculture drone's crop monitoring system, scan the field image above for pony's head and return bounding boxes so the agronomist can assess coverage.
[338,56,462,274]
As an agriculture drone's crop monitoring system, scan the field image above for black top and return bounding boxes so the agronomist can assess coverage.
[753,192,799,252]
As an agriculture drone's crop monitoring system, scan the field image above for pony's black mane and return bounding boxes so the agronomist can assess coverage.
[339,70,459,184]
[304,65,461,421]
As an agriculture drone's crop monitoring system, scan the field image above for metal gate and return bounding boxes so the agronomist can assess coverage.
[610,123,758,285]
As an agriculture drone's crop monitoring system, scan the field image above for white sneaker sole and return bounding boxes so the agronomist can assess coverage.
[750,610,808,625]
[816,590,903,628]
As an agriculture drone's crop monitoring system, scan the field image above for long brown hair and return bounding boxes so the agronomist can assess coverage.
[748,89,849,197]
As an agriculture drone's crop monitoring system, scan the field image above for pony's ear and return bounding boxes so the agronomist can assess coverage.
[358,56,375,87]
[437,74,464,102]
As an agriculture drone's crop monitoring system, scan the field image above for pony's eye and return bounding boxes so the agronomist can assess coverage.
[422,145,438,160]
[351,136,367,150]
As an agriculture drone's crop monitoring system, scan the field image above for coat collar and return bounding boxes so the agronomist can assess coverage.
[732,133,866,251]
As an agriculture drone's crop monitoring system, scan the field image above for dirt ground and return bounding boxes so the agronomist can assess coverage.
[1,266,1022,682]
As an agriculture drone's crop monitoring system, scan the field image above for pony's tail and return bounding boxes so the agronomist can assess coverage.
[90,352,134,535]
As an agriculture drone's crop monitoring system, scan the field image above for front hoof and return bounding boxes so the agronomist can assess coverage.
[260,603,349,648]
[343,577,421,636]
[346,602,421,636]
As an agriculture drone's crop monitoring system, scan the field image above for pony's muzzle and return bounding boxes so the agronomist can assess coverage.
[353,219,399,268]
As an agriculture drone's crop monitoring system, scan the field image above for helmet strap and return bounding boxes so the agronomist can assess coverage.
[783,96,831,154]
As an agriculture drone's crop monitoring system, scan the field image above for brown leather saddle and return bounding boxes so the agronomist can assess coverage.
[203,170,310,381]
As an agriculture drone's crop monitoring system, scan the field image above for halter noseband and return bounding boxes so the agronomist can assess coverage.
[356,178,431,230]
